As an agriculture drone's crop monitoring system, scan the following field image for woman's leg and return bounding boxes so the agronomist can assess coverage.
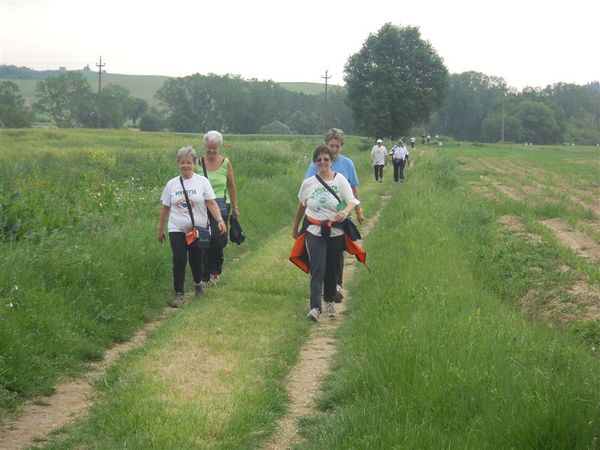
[324,236,345,302]
[188,245,203,285]
[169,232,188,293]
[305,233,327,312]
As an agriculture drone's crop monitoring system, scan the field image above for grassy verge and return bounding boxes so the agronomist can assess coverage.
[0,129,325,415]
[297,148,600,449]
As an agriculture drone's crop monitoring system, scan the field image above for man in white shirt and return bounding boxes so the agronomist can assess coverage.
[371,139,388,182]
[390,140,409,182]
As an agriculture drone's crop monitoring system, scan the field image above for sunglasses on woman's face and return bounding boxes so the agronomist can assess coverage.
[316,157,331,163]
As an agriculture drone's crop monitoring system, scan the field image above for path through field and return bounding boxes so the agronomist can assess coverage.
[264,194,389,449]
[0,193,391,450]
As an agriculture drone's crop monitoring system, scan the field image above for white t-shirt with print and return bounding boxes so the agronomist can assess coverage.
[371,145,388,165]
[161,173,216,233]
[298,173,359,237]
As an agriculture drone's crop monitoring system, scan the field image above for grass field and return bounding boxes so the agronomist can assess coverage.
[0,131,598,448]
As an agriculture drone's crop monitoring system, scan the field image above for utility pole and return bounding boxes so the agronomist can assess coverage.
[321,69,331,132]
[96,56,106,128]
[500,93,505,143]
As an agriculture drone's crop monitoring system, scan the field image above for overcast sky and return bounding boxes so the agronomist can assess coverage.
[1,0,598,90]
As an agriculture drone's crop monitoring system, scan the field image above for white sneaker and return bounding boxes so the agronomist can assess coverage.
[325,302,335,317]
[334,284,344,303]
[307,308,320,322]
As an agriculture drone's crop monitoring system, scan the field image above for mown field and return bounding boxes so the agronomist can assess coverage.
[0,130,599,448]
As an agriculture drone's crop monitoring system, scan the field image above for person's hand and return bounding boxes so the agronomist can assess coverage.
[217,220,227,234]
[231,206,240,219]
[157,229,165,242]
[335,210,349,222]
[356,210,365,223]
[292,228,299,239]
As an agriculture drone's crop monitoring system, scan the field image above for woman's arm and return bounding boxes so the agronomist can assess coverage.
[351,186,365,223]
[206,199,227,234]
[226,161,240,219]
[157,205,170,242]
[335,179,358,222]
[292,203,306,239]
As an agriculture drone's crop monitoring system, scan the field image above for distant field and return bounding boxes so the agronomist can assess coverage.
[0,74,335,109]
[278,82,345,95]
[1,73,170,107]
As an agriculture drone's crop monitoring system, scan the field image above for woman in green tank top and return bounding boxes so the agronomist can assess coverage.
[199,130,239,284]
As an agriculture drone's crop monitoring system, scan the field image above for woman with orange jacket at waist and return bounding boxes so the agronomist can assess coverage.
[292,145,359,321]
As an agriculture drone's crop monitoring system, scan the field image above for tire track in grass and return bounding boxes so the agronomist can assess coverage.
[0,312,171,449]
[0,249,257,449]
[264,193,391,450]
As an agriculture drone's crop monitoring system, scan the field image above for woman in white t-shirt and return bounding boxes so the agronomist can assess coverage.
[292,145,359,321]
[157,146,227,308]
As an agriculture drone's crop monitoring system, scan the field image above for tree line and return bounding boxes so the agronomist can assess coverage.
[428,72,600,145]
[1,22,598,145]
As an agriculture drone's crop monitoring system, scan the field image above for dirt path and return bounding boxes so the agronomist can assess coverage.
[541,217,600,262]
[263,194,390,449]
[0,309,175,449]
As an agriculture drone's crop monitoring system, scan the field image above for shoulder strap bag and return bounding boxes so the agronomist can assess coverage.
[179,176,211,248]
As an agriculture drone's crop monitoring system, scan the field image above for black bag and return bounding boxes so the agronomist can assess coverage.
[215,198,230,220]
[186,225,211,249]
[180,176,211,249]
[229,216,246,245]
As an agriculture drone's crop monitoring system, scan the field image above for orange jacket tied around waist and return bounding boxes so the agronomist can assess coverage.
[289,215,367,274]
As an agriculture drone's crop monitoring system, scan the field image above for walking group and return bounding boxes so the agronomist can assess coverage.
[157,131,244,308]
[157,128,384,322]
[371,138,411,183]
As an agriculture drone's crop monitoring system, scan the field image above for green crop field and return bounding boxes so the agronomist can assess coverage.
[0,131,598,448]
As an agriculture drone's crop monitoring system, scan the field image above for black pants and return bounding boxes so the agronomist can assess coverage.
[393,159,406,182]
[305,233,345,311]
[169,232,203,293]
[201,210,229,282]
[374,165,384,182]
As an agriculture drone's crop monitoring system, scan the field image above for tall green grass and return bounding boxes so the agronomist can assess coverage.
[0,129,327,415]
[298,148,600,449]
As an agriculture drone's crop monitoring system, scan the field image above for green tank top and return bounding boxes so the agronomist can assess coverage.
[204,157,229,202]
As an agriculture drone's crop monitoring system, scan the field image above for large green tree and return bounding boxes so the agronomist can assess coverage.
[344,23,448,139]
[0,81,34,128]
[33,72,94,127]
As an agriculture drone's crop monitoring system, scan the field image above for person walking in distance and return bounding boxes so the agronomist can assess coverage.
[390,140,409,182]
[304,128,363,303]
[371,139,387,182]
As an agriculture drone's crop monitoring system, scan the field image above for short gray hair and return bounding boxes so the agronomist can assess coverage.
[176,146,198,162]
[203,130,223,146]
[325,128,344,145]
